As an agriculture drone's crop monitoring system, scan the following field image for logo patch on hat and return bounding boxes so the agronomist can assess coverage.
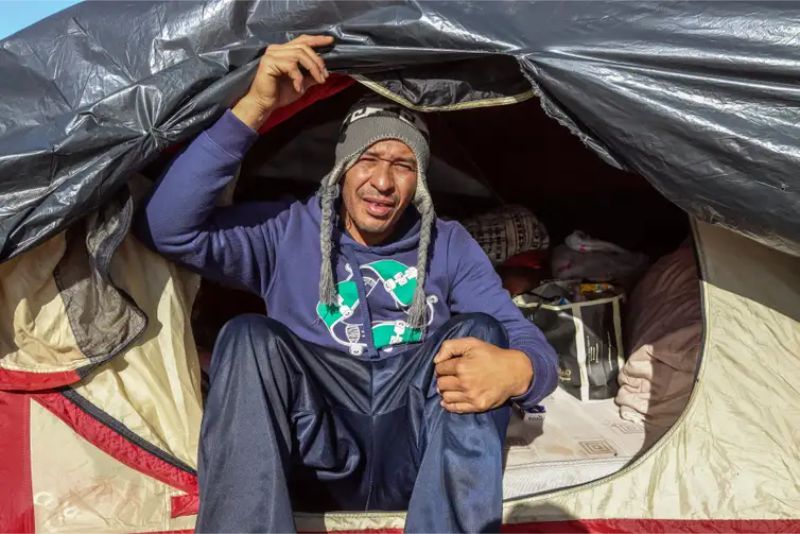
[341,101,430,141]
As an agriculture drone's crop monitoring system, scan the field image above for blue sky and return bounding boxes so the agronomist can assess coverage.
[0,1,82,40]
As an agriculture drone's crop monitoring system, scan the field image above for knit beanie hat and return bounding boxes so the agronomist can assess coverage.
[317,95,434,329]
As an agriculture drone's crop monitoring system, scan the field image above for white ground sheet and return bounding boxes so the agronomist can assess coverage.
[503,387,647,498]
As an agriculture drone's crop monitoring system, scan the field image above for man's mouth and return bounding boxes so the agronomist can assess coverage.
[362,197,395,218]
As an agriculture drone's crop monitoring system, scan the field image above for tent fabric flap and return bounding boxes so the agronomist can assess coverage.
[0,197,204,532]
[0,191,144,390]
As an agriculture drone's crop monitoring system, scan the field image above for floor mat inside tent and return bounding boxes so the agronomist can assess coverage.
[503,388,646,498]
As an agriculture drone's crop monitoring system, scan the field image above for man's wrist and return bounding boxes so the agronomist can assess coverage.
[507,349,534,397]
[231,94,273,131]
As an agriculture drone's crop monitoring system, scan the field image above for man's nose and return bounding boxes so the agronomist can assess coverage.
[370,163,394,193]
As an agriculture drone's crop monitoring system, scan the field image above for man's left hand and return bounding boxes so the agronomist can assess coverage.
[433,338,533,414]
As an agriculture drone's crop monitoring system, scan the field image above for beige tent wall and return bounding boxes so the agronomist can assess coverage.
[38,234,204,533]
[71,235,203,468]
[0,232,204,533]
[298,219,800,531]
[0,234,85,373]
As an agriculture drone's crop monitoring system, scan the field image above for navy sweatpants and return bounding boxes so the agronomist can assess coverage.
[196,313,511,533]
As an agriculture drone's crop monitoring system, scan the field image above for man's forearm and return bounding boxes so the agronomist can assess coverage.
[135,110,259,256]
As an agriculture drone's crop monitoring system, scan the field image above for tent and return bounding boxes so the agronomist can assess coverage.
[0,2,798,532]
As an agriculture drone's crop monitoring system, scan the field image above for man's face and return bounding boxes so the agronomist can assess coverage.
[341,139,418,246]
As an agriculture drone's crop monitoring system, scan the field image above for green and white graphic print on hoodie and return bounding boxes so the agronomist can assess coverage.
[316,258,432,356]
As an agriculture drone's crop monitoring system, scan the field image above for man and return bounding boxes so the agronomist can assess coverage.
[137,35,558,533]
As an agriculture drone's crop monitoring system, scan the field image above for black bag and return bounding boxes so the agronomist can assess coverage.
[515,286,625,401]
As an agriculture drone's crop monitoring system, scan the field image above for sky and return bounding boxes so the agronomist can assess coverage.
[0,0,82,40]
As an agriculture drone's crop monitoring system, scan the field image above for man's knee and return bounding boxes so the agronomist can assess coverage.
[216,313,287,345]
[211,314,290,372]
[449,312,509,348]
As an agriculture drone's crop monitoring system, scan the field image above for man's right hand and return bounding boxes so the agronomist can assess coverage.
[232,34,334,131]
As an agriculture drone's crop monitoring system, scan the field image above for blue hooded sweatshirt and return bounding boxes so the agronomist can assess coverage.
[136,110,558,410]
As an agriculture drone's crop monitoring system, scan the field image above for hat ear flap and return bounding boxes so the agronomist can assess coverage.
[407,170,435,330]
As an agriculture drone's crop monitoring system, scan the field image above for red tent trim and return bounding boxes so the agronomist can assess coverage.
[0,390,35,533]
[0,368,80,391]
[258,73,355,135]
[33,392,199,518]
[314,519,800,534]
[501,519,800,533]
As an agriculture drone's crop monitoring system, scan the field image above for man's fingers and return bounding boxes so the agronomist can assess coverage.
[286,45,326,84]
[271,48,325,85]
[440,390,469,403]
[436,375,461,392]
[433,348,456,365]
[290,34,335,48]
[297,43,329,78]
[440,401,478,414]
[434,358,459,377]
[433,337,476,364]
[282,62,304,93]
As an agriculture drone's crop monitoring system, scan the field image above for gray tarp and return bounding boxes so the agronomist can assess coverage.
[1,0,799,261]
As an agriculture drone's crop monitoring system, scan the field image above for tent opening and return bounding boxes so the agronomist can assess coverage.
[168,82,703,501]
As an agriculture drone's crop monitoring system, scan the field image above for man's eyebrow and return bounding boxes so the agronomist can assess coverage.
[362,150,417,166]
[395,157,417,166]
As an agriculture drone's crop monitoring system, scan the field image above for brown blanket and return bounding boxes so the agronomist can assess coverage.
[615,244,702,434]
